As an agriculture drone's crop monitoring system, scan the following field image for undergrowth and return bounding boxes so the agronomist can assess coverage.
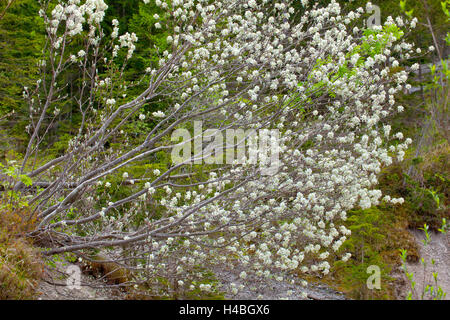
[0,200,43,299]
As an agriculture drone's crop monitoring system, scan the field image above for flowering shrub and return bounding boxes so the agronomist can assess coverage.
[5,0,423,297]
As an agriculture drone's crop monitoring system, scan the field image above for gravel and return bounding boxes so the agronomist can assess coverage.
[402,229,450,300]
[215,265,346,300]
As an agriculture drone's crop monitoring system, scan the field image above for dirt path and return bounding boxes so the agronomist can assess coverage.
[215,265,346,300]
[36,260,126,300]
[403,229,450,300]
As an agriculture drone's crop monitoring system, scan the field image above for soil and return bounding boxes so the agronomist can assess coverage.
[36,260,126,300]
[400,229,450,300]
[215,265,346,300]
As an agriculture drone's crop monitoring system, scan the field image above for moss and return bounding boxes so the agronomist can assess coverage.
[319,206,419,299]
[325,139,448,299]
[378,142,449,230]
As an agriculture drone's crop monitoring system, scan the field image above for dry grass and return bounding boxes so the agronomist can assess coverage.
[0,201,43,299]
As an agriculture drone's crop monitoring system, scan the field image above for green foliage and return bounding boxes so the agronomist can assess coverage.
[352,0,447,50]
[378,142,449,229]
[0,0,45,146]
[360,24,404,57]
[333,208,394,299]
[128,1,169,70]
[0,161,33,209]
[0,0,170,161]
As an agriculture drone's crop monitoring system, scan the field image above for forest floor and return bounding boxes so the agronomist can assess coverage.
[35,229,449,300]
[35,258,346,300]
[216,266,346,300]
[36,259,126,300]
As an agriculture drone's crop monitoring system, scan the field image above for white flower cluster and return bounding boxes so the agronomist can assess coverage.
[127,0,416,296]
[47,0,108,37]
[117,32,138,59]
[38,0,418,298]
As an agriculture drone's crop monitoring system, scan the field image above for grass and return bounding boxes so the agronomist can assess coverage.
[0,200,43,299]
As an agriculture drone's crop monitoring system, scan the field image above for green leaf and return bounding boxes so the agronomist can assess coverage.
[442,1,450,17]
[19,174,32,187]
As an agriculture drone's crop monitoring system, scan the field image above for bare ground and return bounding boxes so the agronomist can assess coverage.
[36,258,345,300]
[399,229,450,300]
[215,265,346,300]
[36,260,126,300]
